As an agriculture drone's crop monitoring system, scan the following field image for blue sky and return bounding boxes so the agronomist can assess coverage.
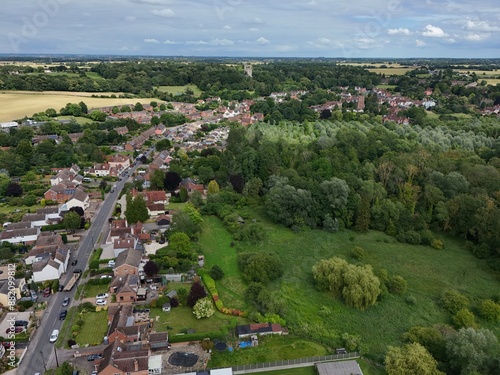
[2,0,499,57]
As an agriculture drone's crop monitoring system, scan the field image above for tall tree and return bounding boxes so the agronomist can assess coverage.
[62,211,82,233]
[187,280,207,307]
[164,171,182,192]
[385,343,444,375]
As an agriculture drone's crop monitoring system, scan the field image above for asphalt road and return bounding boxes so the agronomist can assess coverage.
[18,160,142,375]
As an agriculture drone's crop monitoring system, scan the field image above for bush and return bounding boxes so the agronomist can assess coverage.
[341,332,362,352]
[208,265,225,280]
[431,239,444,250]
[478,299,500,322]
[453,308,477,328]
[389,275,407,295]
[67,339,76,347]
[405,295,417,305]
[440,290,469,314]
[351,246,366,261]
[396,230,422,244]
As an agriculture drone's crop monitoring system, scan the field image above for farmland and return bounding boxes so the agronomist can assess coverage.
[156,84,202,97]
[0,91,158,122]
[200,211,500,362]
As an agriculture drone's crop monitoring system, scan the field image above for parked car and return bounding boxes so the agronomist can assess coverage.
[96,293,109,299]
[42,287,51,297]
[15,320,28,327]
[100,275,112,279]
[107,260,115,267]
[2,342,14,349]
[62,297,70,307]
[96,299,107,306]
[71,259,78,266]
[74,269,82,273]
[7,327,24,334]
[49,329,59,343]
[58,285,64,292]
[59,310,67,320]
[87,354,102,361]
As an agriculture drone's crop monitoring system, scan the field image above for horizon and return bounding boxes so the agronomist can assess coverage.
[2,0,499,58]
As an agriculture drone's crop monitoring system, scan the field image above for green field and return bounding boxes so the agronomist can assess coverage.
[56,115,92,124]
[367,67,414,75]
[199,211,500,362]
[156,85,202,97]
[75,310,108,346]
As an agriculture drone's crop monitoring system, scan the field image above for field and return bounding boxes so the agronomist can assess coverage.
[56,115,93,125]
[75,310,108,346]
[485,78,500,86]
[199,211,500,362]
[156,85,202,97]
[0,91,159,122]
[366,67,414,75]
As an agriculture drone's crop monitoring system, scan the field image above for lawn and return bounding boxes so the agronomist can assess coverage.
[252,367,316,375]
[55,115,93,125]
[0,91,159,122]
[208,335,329,368]
[150,306,246,336]
[156,85,202,97]
[81,282,111,299]
[199,216,248,310]
[200,211,500,363]
[75,310,108,346]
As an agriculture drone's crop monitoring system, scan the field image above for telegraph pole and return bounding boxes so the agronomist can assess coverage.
[40,351,47,372]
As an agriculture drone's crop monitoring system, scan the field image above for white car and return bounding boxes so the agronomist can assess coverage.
[49,329,59,343]
[96,299,107,306]
[96,293,109,299]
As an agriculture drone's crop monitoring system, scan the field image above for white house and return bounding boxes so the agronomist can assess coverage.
[31,248,70,282]
[62,190,90,211]
[22,213,48,228]
[148,355,163,375]
[0,227,39,244]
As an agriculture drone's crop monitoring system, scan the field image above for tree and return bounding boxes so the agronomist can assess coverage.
[478,299,500,322]
[5,182,22,197]
[124,194,149,224]
[207,179,220,195]
[389,275,407,295]
[342,264,381,310]
[238,251,284,284]
[168,232,191,257]
[150,169,165,190]
[164,171,182,192]
[446,327,499,375]
[385,343,444,375]
[453,308,477,329]
[440,290,469,314]
[312,257,349,295]
[62,211,81,233]
[209,265,224,280]
[170,210,202,239]
[143,261,160,277]
[155,139,171,151]
[187,280,207,307]
[193,297,215,319]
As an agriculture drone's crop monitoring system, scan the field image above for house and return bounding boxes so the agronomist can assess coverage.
[110,274,140,303]
[0,278,26,307]
[97,341,149,375]
[144,191,167,205]
[316,360,363,375]
[0,227,39,245]
[21,213,48,227]
[107,154,131,170]
[114,248,142,277]
[148,332,170,352]
[148,355,163,375]
[236,323,283,338]
[180,177,204,193]
[147,203,165,217]
[31,245,70,282]
[112,235,137,258]
[155,215,171,227]
[61,190,90,211]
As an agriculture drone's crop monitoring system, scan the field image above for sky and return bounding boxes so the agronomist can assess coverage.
[1,0,500,58]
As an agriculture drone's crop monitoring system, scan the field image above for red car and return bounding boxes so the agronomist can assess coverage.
[5,326,24,334]
[43,287,51,297]
[2,342,14,349]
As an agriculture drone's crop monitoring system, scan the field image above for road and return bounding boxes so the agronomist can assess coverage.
[18,158,143,374]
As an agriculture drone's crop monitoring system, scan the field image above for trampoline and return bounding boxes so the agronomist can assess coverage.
[168,352,199,367]
[214,341,228,351]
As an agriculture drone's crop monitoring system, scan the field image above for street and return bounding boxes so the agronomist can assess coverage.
[18,162,140,374]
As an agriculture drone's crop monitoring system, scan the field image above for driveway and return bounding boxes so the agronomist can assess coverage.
[0,311,32,334]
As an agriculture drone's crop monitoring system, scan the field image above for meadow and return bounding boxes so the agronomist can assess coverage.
[366,67,414,75]
[0,91,158,122]
[199,211,500,362]
[156,84,202,97]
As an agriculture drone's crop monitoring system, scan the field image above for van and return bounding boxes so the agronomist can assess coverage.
[108,260,115,267]
[83,177,92,183]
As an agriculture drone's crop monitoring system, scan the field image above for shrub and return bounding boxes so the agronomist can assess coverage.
[389,275,407,295]
[431,239,444,250]
[341,332,362,352]
[209,265,224,280]
[396,230,422,244]
[67,339,76,347]
[453,308,477,328]
[405,295,417,305]
[478,299,500,322]
[351,246,366,261]
[440,290,469,314]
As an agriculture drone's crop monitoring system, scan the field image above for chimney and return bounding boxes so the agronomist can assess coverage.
[134,359,139,372]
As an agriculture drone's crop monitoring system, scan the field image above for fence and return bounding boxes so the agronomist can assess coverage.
[231,352,360,373]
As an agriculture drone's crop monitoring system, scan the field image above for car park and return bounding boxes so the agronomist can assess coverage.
[87,354,102,361]
[96,299,107,306]
[59,310,67,320]
[62,297,70,307]
[49,329,59,343]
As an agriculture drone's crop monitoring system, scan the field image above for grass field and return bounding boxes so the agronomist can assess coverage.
[376,84,397,90]
[200,216,248,310]
[199,211,500,363]
[75,310,108,346]
[55,115,93,125]
[485,78,500,86]
[150,306,246,335]
[81,282,110,299]
[156,85,202,97]
[367,67,414,75]
[0,91,159,122]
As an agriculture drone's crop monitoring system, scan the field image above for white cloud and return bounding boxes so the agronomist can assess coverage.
[388,28,411,35]
[276,44,295,52]
[464,33,490,41]
[144,38,160,43]
[256,37,270,45]
[415,39,426,47]
[186,40,209,45]
[422,24,447,37]
[307,0,318,6]
[210,38,234,46]
[163,40,180,44]
[223,25,231,30]
[134,0,173,4]
[151,8,175,17]
[465,20,500,32]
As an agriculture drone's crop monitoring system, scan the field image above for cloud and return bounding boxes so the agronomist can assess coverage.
[388,28,411,35]
[163,40,181,44]
[307,0,318,6]
[256,37,270,45]
[223,25,231,30]
[125,16,136,21]
[415,39,426,47]
[133,0,173,4]
[151,8,175,17]
[276,44,295,52]
[465,20,500,32]
[186,40,209,45]
[210,38,234,46]
[144,38,160,43]
[464,33,490,41]
[249,28,259,32]
[422,24,448,37]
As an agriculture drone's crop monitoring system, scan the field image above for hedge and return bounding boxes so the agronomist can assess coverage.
[169,331,227,343]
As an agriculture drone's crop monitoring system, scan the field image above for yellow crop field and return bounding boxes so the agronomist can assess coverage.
[0,91,159,122]
[367,67,414,75]
[485,78,500,86]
